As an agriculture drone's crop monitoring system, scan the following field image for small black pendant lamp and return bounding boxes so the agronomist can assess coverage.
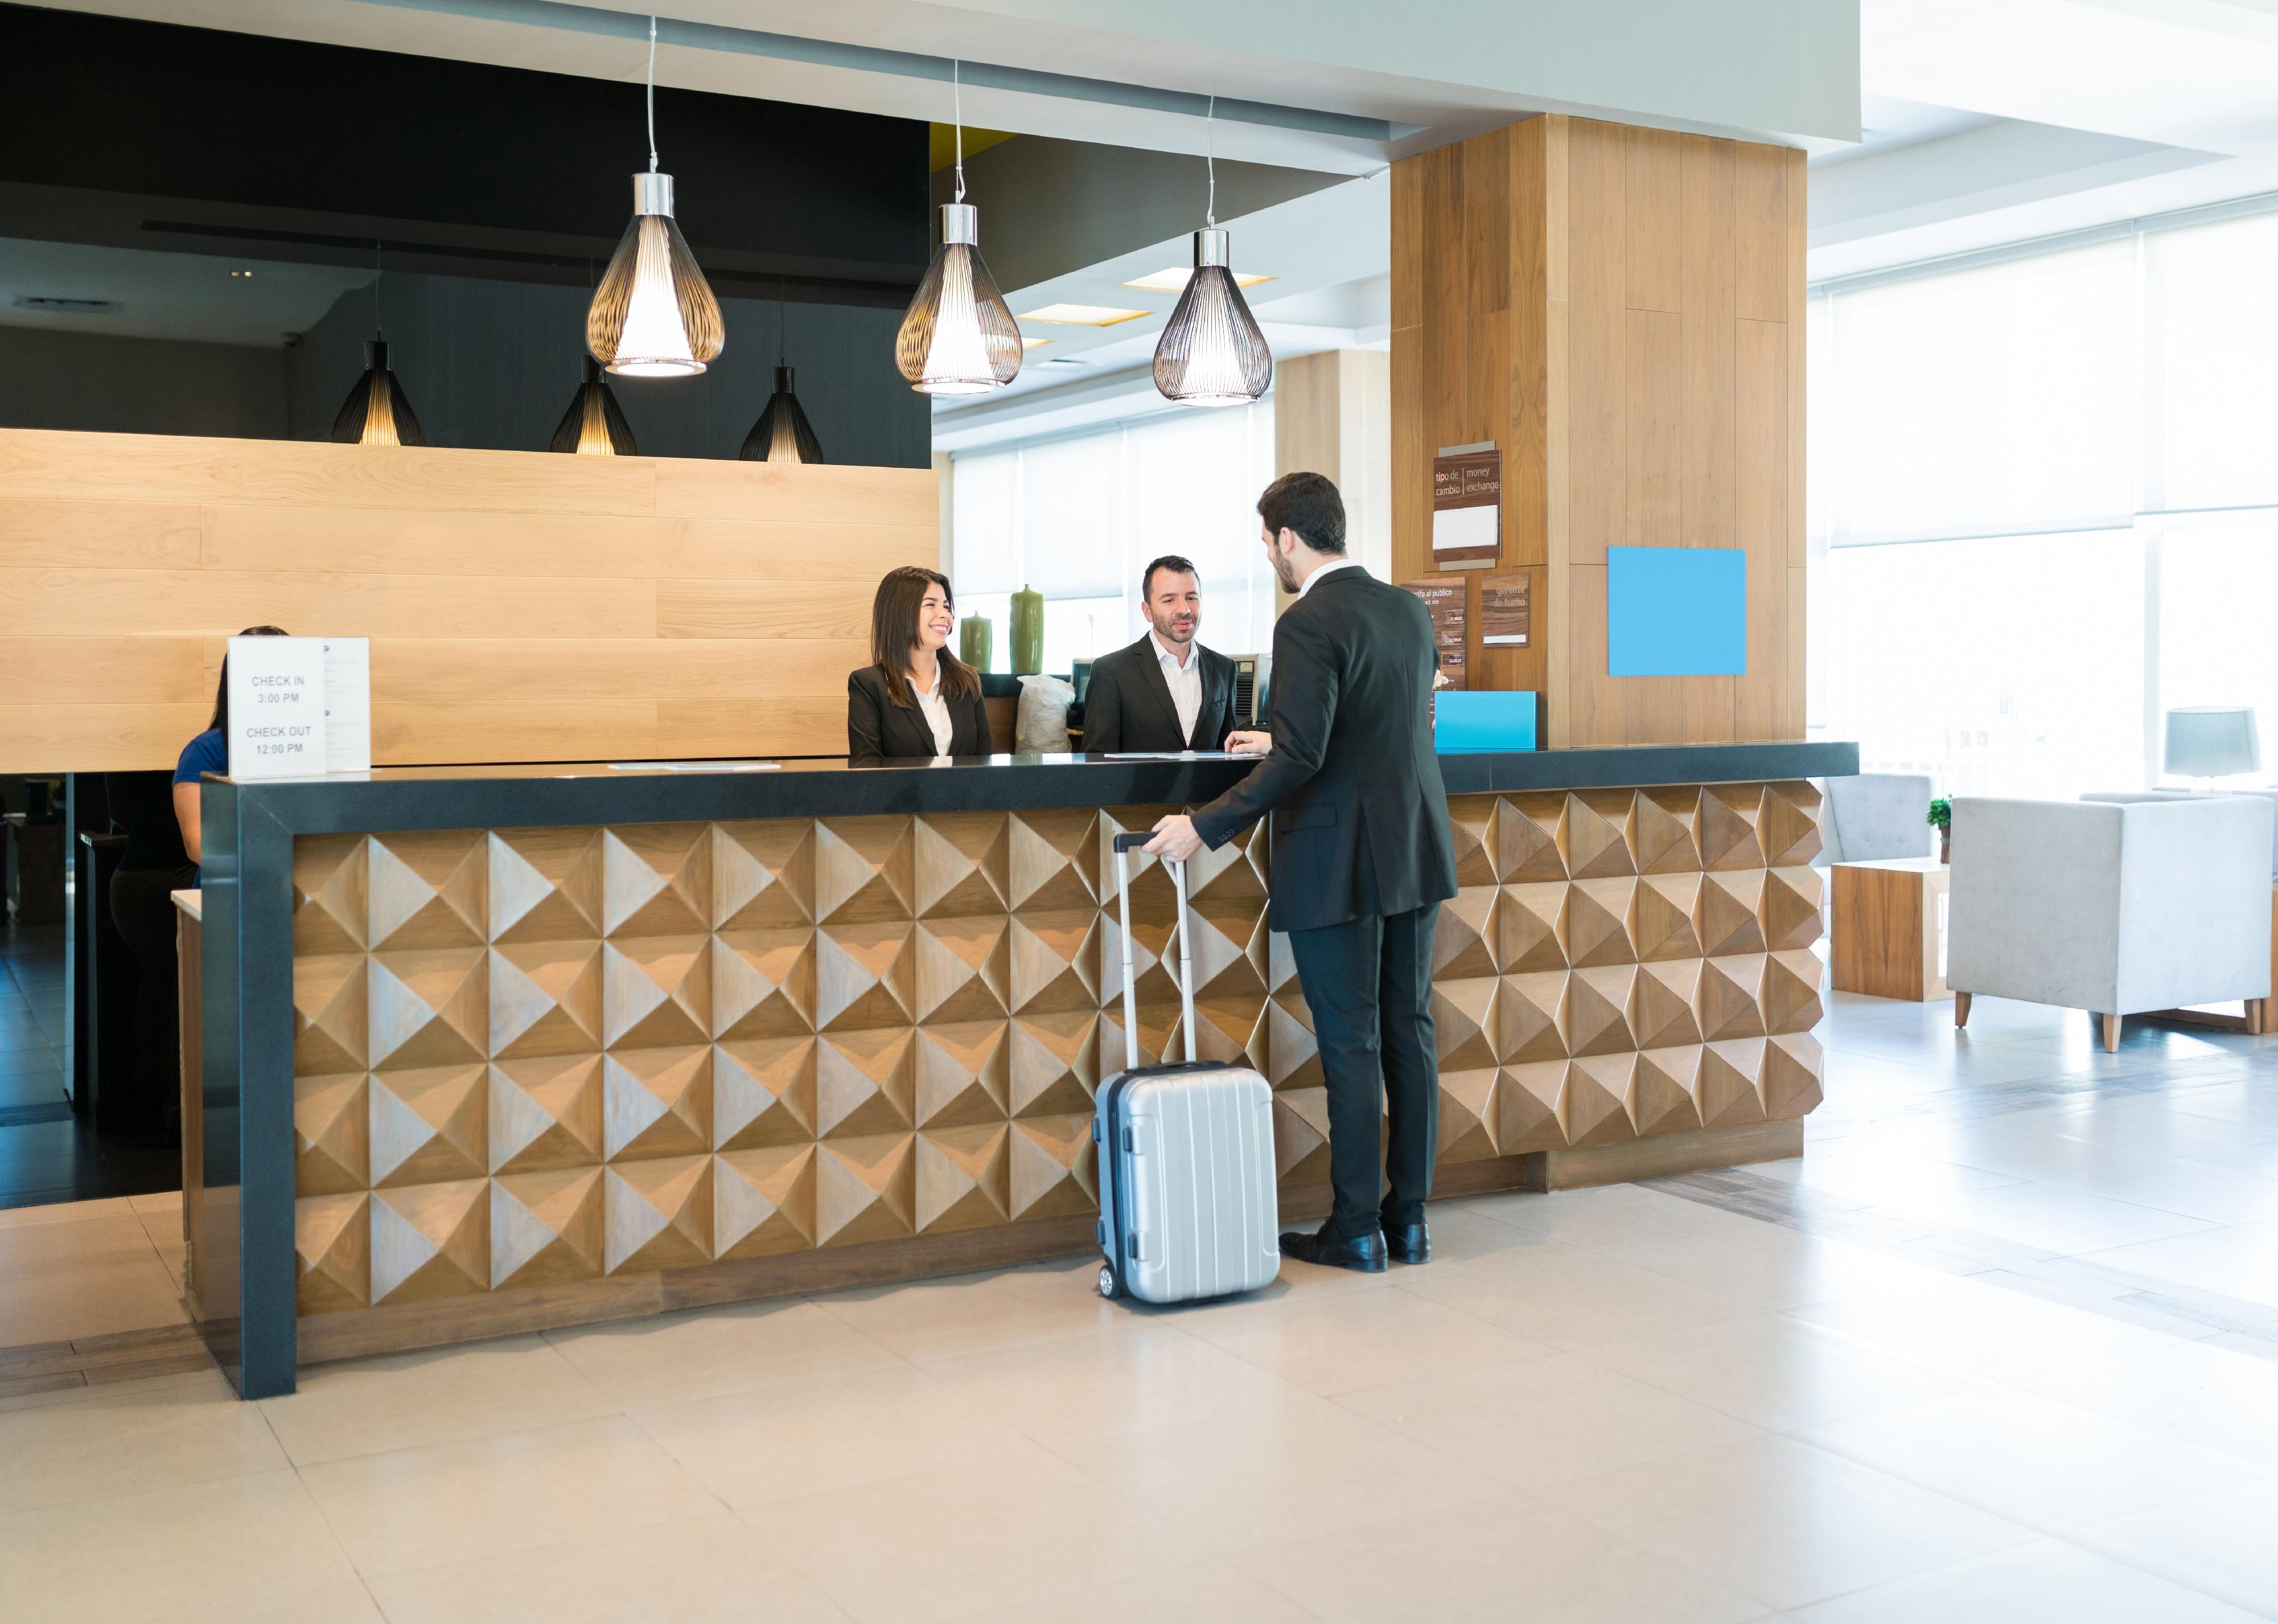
[550,357,638,455]
[332,244,424,446]
[740,281,824,463]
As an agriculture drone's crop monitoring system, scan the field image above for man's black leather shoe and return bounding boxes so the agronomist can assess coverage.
[1279,1226,1389,1274]
[1382,1221,1431,1264]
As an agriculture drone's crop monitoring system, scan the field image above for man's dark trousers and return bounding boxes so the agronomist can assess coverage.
[1286,900,1440,1241]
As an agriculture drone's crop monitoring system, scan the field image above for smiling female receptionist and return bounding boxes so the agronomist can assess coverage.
[846,566,992,761]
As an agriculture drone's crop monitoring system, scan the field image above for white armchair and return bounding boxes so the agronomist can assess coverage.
[1948,795,2275,1050]
[1818,773,1937,865]
[2082,789,2278,880]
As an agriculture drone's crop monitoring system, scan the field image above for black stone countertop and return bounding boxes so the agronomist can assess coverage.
[206,741,1857,836]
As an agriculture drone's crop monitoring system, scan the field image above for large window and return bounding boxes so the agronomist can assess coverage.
[1814,205,2278,797]
[949,402,1279,673]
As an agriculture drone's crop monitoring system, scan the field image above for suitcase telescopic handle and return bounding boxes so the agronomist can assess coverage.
[1110,831,1197,1070]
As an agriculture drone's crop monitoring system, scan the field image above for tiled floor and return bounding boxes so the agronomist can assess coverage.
[3,984,2277,1621]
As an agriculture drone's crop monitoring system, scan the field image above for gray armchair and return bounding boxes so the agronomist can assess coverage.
[1949,795,2275,1050]
[1818,773,1936,866]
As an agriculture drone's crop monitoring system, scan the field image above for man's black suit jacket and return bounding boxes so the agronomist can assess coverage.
[1081,634,1237,754]
[1190,566,1456,934]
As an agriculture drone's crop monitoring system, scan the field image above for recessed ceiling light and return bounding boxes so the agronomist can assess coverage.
[230,270,254,278]
[1015,303,1152,327]
[1022,336,1051,349]
[1121,267,1272,292]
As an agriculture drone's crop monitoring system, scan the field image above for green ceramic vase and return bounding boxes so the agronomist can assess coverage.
[958,613,993,672]
[1010,585,1043,675]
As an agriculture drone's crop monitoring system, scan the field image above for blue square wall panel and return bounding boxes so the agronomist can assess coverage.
[1606,546,1747,676]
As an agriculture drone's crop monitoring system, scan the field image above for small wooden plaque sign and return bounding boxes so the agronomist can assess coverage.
[1402,576,1468,691]
[1431,443,1501,570]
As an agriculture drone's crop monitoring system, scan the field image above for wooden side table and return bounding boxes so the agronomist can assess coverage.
[1831,857,1951,1001]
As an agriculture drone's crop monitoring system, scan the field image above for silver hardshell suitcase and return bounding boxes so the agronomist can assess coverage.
[1092,833,1280,1304]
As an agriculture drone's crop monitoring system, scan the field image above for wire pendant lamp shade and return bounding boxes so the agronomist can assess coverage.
[1155,228,1271,406]
[1154,96,1269,407]
[741,366,824,462]
[331,338,423,447]
[897,205,1022,394]
[895,62,1020,395]
[587,18,724,377]
[550,357,637,455]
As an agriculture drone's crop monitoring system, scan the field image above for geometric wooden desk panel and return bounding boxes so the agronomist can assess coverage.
[1830,858,1950,1002]
[288,781,1826,1357]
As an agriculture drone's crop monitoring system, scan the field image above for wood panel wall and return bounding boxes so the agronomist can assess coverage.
[0,430,936,772]
[1391,116,1805,747]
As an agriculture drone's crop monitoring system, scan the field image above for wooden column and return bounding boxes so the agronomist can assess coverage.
[1275,349,1393,587]
[1391,117,1806,746]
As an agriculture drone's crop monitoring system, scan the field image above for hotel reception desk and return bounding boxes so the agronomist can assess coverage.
[193,741,1855,1397]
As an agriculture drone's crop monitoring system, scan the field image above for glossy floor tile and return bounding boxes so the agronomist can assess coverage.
[1231,1491,1769,1624]
[296,1414,720,1579]
[1781,1538,2266,1623]
[1553,1434,2037,1612]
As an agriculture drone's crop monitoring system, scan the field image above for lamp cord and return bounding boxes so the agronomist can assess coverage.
[372,240,382,338]
[1206,94,1216,228]
[952,59,966,204]
[646,15,659,173]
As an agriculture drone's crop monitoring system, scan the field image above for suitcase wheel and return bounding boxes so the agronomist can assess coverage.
[1096,1263,1119,1300]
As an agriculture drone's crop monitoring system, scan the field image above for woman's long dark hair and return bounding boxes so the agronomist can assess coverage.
[868,566,977,709]
[208,625,292,732]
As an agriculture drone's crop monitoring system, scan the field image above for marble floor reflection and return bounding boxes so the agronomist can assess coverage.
[2,977,2276,1621]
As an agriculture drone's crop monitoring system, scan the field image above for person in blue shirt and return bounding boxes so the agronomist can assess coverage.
[107,625,287,1145]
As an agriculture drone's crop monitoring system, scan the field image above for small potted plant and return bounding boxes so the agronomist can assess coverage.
[1928,797,1952,864]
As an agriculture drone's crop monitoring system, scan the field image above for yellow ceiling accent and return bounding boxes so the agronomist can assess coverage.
[1121,267,1275,292]
[929,125,1018,172]
[1016,303,1153,327]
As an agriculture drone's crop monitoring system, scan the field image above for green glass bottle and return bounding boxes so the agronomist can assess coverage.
[958,613,993,672]
[1010,585,1043,675]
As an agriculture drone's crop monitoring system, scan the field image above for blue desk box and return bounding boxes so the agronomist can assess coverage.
[1435,690,1538,752]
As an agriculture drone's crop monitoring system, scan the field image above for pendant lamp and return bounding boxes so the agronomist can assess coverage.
[1153,97,1271,407]
[332,247,423,445]
[331,338,423,446]
[741,284,825,462]
[550,357,637,455]
[741,367,824,463]
[587,16,724,377]
[895,61,1022,395]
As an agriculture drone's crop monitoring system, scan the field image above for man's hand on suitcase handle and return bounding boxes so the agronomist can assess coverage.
[1142,815,1203,862]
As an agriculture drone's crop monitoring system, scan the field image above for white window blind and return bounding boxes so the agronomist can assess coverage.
[1828,239,2134,545]
[1824,530,2144,799]
[946,400,1278,672]
[2149,211,2278,512]
[1813,202,2278,799]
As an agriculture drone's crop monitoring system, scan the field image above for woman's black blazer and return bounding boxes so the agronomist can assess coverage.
[846,664,993,761]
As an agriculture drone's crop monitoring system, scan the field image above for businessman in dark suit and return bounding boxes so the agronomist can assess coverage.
[1081,555,1240,754]
[1144,472,1457,1274]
